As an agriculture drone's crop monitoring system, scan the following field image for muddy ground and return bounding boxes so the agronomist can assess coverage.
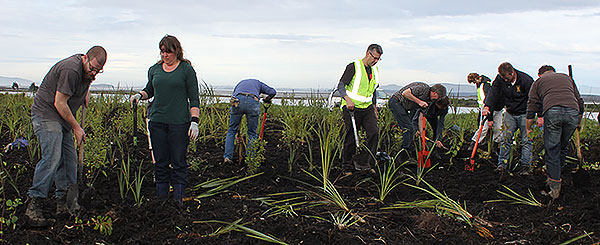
[2,118,599,244]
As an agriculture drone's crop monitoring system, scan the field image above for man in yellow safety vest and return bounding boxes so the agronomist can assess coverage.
[338,44,382,172]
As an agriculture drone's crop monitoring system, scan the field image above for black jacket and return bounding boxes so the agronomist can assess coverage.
[484,69,534,119]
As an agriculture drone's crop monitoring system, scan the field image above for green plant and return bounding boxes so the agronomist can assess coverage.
[386,178,474,226]
[559,231,594,245]
[374,151,407,202]
[313,114,342,187]
[131,159,146,207]
[117,157,131,200]
[193,218,288,244]
[190,172,263,200]
[68,215,113,236]
[304,170,349,211]
[328,211,363,230]
[484,185,542,207]
[0,197,22,231]
[245,139,266,174]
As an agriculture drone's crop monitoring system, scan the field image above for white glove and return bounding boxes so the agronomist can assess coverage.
[188,121,199,141]
[129,93,142,106]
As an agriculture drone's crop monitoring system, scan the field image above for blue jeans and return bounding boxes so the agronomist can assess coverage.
[544,106,579,180]
[498,113,532,169]
[148,121,190,186]
[388,97,416,150]
[224,94,260,159]
[28,115,77,199]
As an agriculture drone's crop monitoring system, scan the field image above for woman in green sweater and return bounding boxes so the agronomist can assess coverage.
[130,35,200,204]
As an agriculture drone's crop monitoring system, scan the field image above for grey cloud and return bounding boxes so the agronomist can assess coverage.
[213,33,328,41]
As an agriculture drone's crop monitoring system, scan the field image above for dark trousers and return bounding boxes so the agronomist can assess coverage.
[341,105,379,167]
[148,121,190,186]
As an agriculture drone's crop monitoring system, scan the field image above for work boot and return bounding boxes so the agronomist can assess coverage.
[156,183,170,200]
[173,184,185,205]
[518,166,532,176]
[56,195,68,217]
[547,178,561,199]
[26,197,54,227]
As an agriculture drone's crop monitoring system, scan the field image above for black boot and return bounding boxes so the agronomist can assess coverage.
[173,184,185,205]
[26,197,54,227]
[156,183,170,201]
[56,195,68,218]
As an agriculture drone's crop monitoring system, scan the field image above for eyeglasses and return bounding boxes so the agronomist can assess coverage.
[369,51,381,61]
[88,61,104,74]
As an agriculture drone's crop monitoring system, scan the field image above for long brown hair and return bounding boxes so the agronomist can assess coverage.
[158,34,191,65]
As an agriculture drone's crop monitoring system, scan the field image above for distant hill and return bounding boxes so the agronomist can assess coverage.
[0,76,34,88]
[379,82,477,97]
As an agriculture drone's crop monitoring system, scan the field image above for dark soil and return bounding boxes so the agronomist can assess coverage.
[2,119,599,244]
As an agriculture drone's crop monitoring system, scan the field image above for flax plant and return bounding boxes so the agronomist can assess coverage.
[484,185,542,207]
[329,211,363,230]
[375,151,408,202]
[313,115,342,187]
[253,191,327,217]
[386,178,474,226]
[132,160,146,207]
[193,218,288,244]
[117,157,131,200]
[190,172,263,200]
[304,170,349,211]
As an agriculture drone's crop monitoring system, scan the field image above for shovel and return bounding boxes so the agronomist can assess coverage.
[66,106,85,214]
[466,117,487,171]
[349,110,360,148]
[133,102,138,146]
[259,102,271,140]
[417,112,431,168]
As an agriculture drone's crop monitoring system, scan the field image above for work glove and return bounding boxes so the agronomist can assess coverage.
[129,93,142,106]
[263,97,272,104]
[188,121,199,141]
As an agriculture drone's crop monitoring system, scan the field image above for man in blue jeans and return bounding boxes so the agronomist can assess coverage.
[526,65,583,199]
[224,79,276,163]
[26,46,107,226]
[483,62,535,176]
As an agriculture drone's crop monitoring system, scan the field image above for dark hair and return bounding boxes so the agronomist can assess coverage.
[367,44,383,55]
[86,46,107,65]
[158,34,191,65]
[431,84,447,99]
[467,73,480,83]
[538,65,555,75]
[436,96,450,109]
[498,62,514,76]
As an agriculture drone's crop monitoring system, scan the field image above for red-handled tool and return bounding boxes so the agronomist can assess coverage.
[466,117,487,171]
[417,112,431,168]
[259,102,271,140]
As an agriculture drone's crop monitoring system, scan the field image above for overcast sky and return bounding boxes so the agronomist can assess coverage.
[1,0,599,91]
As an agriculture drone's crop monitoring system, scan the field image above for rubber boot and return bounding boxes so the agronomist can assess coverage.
[547,178,561,199]
[156,183,170,201]
[26,197,54,227]
[173,184,185,205]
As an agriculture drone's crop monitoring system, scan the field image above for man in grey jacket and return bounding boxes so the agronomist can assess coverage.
[526,65,583,199]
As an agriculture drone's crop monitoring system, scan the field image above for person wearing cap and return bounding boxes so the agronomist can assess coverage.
[338,44,382,172]
[389,82,447,160]
[482,62,534,176]
[526,65,583,199]
[223,78,276,164]
[466,73,503,151]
